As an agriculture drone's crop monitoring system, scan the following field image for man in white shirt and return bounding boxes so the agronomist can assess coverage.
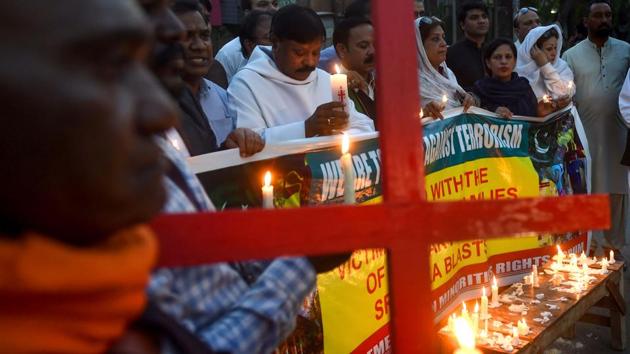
[228,5,374,143]
[620,69,630,166]
[216,0,277,82]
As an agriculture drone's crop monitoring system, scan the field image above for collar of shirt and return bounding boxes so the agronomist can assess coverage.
[339,63,376,100]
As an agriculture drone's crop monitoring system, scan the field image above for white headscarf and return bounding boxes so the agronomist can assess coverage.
[515,24,574,99]
[414,17,466,110]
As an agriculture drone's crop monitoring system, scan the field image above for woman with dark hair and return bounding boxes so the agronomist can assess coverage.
[414,16,476,120]
[472,38,541,118]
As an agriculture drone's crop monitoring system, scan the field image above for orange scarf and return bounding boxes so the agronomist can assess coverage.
[0,225,157,354]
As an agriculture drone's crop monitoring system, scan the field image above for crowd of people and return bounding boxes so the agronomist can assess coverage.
[1,0,630,353]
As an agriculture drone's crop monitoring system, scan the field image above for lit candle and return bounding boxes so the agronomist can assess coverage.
[331,65,348,112]
[557,245,564,261]
[454,317,482,354]
[491,276,499,307]
[461,302,469,321]
[480,286,488,320]
[472,302,479,337]
[448,313,456,332]
[340,133,355,205]
[542,94,552,104]
[419,108,423,119]
[517,318,529,336]
[512,326,520,346]
[579,251,587,264]
[441,93,448,109]
[609,250,615,264]
[601,257,609,273]
[532,265,539,287]
[567,80,574,91]
[262,171,274,209]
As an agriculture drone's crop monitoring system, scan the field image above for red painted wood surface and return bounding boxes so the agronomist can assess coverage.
[151,0,612,352]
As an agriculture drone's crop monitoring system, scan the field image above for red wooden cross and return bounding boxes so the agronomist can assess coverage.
[151,1,610,352]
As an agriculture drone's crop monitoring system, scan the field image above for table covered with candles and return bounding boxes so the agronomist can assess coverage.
[439,248,625,353]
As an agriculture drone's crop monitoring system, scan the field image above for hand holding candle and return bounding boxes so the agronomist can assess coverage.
[262,171,274,209]
[340,133,355,204]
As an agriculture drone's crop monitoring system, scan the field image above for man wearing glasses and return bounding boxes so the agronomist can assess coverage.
[514,6,541,48]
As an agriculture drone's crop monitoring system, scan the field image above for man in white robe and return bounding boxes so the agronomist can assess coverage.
[228,5,374,143]
[563,0,630,260]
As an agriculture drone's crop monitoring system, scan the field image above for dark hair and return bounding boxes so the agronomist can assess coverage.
[483,38,517,75]
[241,0,252,11]
[535,28,559,48]
[586,0,612,16]
[418,16,444,42]
[172,0,208,24]
[270,5,325,43]
[239,10,273,50]
[344,0,371,19]
[199,0,211,12]
[457,1,488,25]
[333,17,372,55]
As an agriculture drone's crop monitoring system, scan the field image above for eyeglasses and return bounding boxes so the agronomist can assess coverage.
[514,7,538,21]
[418,16,442,28]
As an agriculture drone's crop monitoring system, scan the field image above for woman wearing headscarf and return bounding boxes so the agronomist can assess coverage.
[414,16,476,120]
[515,24,574,108]
[472,38,541,118]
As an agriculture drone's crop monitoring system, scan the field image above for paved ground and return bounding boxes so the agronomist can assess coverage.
[543,247,630,354]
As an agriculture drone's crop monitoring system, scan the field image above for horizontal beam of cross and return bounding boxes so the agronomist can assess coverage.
[153,194,609,268]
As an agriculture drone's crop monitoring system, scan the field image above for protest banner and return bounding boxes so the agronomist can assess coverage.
[189,106,589,353]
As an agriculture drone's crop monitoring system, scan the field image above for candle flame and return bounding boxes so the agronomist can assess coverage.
[474,301,479,313]
[419,108,423,119]
[454,317,476,350]
[335,64,341,75]
[543,95,551,103]
[341,133,350,154]
[170,138,180,151]
[264,171,271,187]
[512,326,519,337]
[557,245,562,254]
[493,275,497,287]
[462,302,467,312]
[441,94,448,103]
[482,286,486,297]
[568,81,573,90]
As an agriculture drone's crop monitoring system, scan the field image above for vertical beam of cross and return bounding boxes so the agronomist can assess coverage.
[373,0,432,351]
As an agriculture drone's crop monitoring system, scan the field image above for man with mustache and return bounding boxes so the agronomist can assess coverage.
[563,0,630,264]
[333,17,376,121]
[228,5,374,143]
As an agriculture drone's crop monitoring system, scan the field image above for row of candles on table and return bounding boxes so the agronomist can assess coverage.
[261,133,356,208]
[449,244,615,353]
